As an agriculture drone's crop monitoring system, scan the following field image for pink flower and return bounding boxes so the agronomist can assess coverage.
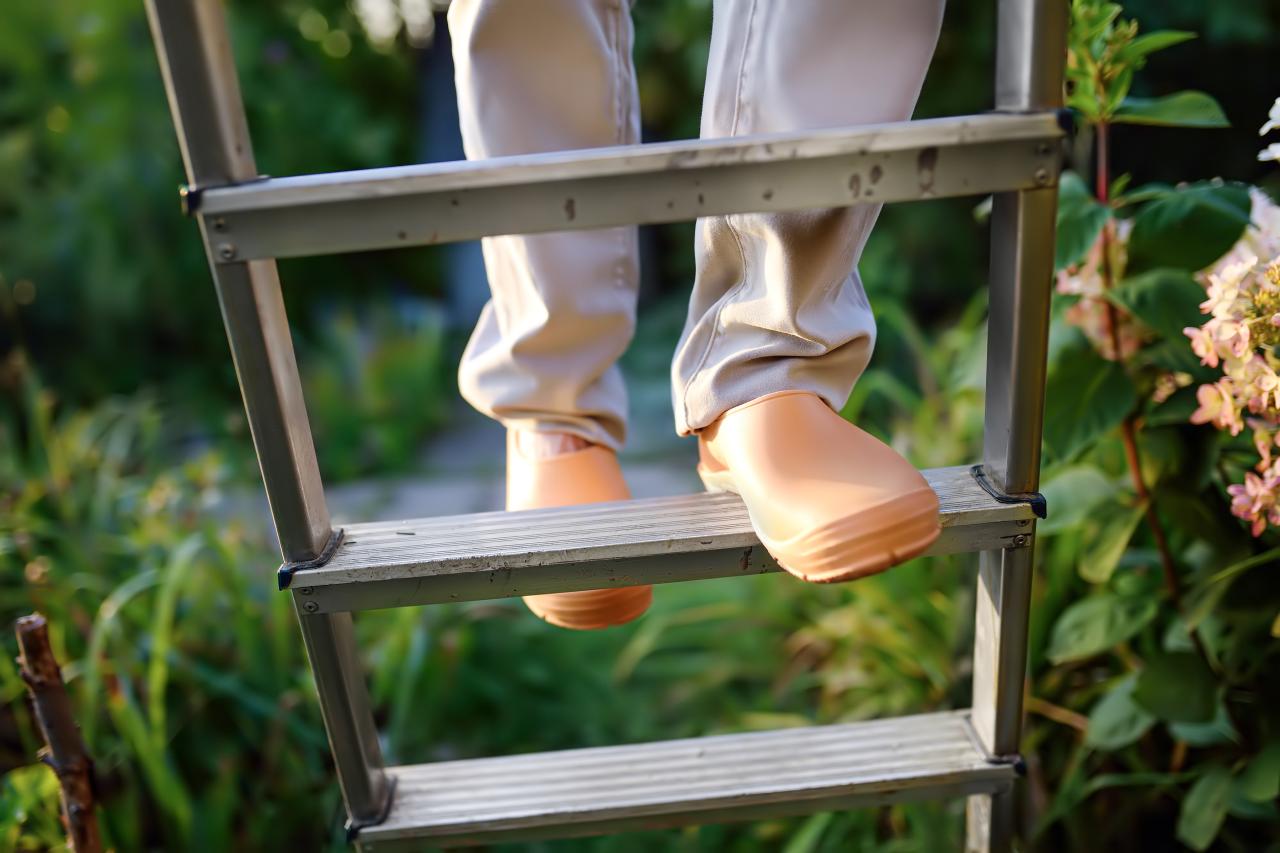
[1185,325,1219,367]
[1190,381,1244,435]
[1227,471,1278,537]
[1252,428,1279,470]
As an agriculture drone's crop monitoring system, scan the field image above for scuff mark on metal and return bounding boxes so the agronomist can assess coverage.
[917,146,938,196]
[564,197,576,221]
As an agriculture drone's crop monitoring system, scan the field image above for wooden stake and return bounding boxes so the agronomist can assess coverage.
[15,614,102,853]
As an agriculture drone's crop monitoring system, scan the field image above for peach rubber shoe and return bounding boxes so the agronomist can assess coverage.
[697,391,940,583]
[506,432,652,629]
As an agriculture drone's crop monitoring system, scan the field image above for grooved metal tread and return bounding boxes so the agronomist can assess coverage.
[357,710,1013,849]
[291,465,1035,614]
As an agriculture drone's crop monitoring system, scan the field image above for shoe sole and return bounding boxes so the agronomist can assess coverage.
[697,466,941,583]
[523,585,653,630]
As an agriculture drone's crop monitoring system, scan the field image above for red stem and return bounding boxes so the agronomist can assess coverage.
[1093,119,1183,604]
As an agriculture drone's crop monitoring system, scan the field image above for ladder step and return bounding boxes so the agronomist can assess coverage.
[287,465,1035,614]
[356,710,1013,849]
[195,112,1062,262]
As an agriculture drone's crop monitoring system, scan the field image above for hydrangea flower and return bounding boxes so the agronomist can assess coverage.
[1057,219,1145,360]
[1184,188,1280,535]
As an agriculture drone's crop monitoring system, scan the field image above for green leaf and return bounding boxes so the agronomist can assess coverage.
[783,811,835,853]
[1080,501,1146,583]
[1127,182,1252,275]
[1237,740,1280,803]
[1085,674,1157,749]
[1106,269,1206,342]
[1228,784,1279,822]
[1133,651,1217,723]
[1169,702,1239,747]
[1145,385,1203,427]
[1039,466,1116,534]
[1186,546,1280,630]
[1055,171,1111,271]
[1121,30,1196,62]
[1046,595,1157,664]
[1114,91,1230,128]
[1115,181,1176,207]
[1141,339,1211,376]
[1044,344,1138,461]
[1176,766,1233,851]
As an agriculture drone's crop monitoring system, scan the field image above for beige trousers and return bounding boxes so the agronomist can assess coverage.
[449,0,945,450]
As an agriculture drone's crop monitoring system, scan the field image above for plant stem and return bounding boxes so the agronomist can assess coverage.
[1025,694,1089,732]
[1119,416,1182,601]
[1093,119,1184,603]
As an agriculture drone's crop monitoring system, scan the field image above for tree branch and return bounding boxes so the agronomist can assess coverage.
[15,614,102,853]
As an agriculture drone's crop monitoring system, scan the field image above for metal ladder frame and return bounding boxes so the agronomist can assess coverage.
[144,1,1065,849]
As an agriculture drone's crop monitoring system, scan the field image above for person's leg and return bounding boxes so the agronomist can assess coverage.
[450,0,640,451]
[450,0,650,628]
[679,0,948,583]
[673,0,946,429]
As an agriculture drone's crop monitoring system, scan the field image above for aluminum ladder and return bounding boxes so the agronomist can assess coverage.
[145,1,1066,849]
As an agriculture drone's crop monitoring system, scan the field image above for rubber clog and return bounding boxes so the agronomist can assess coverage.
[697,391,940,583]
[507,432,652,629]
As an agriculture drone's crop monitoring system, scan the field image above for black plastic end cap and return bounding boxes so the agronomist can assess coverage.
[1056,107,1076,135]
[970,465,1048,520]
[276,528,345,591]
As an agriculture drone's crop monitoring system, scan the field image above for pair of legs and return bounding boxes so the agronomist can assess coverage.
[449,0,947,628]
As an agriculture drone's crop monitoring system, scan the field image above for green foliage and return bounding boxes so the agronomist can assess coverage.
[1104,268,1204,340]
[1084,675,1156,749]
[1055,171,1111,270]
[1124,181,1252,274]
[1131,652,1217,724]
[1066,0,1224,129]
[0,371,345,850]
[1043,342,1137,461]
[1113,91,1230,128]
[303,304,450,480]
[1177,765,1233,851]
[1031,5,1280,851]
[1045,594,1157,664]
[0,765,64,852]
[0,0,446,442]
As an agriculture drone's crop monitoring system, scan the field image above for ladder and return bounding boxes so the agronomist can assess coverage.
[145,2,1066,849]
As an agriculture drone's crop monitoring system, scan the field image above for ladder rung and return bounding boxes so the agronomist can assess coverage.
[197,112,1062,262]
[356,710,1013,849]
[288,465,1035,614]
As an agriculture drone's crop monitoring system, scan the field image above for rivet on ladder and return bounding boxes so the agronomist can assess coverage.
[217,243,237,260]
[303,600,320,613]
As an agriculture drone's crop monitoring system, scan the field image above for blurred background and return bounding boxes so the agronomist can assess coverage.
[1,1,1277,850]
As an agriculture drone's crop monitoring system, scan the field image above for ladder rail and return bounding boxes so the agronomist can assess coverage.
[143,0,330,564]
[968,1,1067,851]
[144,0,391,828]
